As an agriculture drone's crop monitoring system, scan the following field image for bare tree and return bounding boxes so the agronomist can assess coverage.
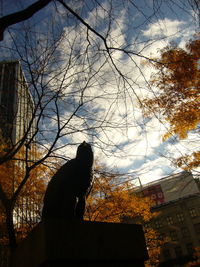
[0,0,199,258]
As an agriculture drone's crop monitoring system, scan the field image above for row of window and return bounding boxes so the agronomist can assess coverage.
[16,82,34,142]
[163,243,193,260]
[154,208,199,229]
[159,223,200,242]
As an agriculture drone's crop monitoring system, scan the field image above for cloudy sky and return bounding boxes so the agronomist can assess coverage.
[0,0,199,184]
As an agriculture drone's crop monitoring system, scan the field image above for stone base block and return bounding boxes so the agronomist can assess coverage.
[12,220,148,267]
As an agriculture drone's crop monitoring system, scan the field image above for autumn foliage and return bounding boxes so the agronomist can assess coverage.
[142,33,200,169]
[0,150,162,266]
[85,166,163,266]
[0,144,50,246]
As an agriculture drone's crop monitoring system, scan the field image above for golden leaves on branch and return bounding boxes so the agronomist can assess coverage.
[0,144,48,200]
[142,33,200,140]
[0,144,50,243]
[176,151,200,170]
[142,33,200,169]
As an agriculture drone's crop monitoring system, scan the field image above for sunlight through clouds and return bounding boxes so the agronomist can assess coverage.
[55,12,197,183]
[0,0,199,184]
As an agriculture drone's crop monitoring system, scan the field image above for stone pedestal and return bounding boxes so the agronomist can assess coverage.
[12,220,148,267]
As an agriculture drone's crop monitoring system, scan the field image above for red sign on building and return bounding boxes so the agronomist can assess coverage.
[142,184,165,205]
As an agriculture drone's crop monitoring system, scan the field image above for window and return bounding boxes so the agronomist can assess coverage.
[194,223,200,235]
[174,246,182,258]
[155,219,163,229]
[181,227,190,238]
[166,216,174,225]
[170,230,178,241]
[163,249,170,260]
[144,222,150,228]
[177,213,184,223]
[190,208,198,218]
[159,233,166,241]
[186,243,193,255]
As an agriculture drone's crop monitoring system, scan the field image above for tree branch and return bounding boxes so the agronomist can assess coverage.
[0,0,52,41]
[57,0,107,44]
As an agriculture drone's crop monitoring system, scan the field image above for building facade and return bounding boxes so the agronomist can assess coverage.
[139,171,200,266]
[0,60,38,228]
[0,60,35,145]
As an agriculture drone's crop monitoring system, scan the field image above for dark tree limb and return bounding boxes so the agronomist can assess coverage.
[0,0,52,41]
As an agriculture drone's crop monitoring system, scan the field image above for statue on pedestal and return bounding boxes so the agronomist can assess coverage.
[42,141,94,220]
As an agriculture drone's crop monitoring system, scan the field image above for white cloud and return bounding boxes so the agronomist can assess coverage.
[6,2,197,184]
[142,18,186,39]
[1,0,200,192]
[60,7,200,182]
[56,19,195,182]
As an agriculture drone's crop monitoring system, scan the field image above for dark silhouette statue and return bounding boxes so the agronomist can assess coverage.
[42,141,94,221]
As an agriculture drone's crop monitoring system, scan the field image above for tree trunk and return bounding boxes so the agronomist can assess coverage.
[5,204,16,251]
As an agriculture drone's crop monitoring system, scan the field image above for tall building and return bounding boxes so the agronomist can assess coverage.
[139,171,200,266]
[0,60,35,145]
[0,61,38,227]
